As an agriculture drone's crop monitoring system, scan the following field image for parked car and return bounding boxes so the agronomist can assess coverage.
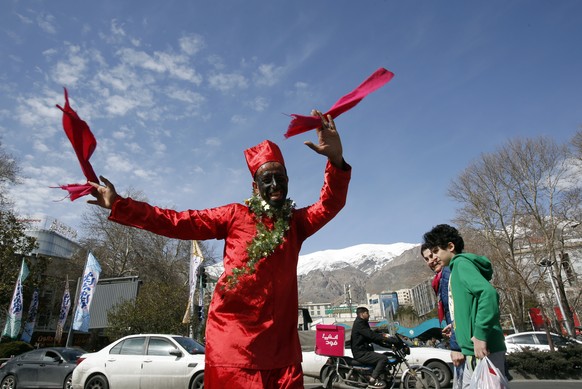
[0,347,86,389]
[505,331,582,353]
[71,334,205,389]
[300,331,453,388]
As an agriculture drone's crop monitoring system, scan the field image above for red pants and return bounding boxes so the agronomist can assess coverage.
[204,363,303,389]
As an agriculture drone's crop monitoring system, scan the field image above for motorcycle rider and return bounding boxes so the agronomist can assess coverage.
[351,307,396,388]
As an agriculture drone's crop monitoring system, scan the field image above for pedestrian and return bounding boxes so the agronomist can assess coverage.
[88,110,351,389]
[421,243,465,388]
[422,224,508,388]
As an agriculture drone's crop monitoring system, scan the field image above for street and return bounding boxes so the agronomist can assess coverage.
[304,379,582,388]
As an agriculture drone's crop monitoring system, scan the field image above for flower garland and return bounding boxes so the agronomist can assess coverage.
[224,194,295,288]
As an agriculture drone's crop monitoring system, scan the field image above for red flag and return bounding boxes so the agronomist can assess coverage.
[284,68,394,138]
[56,88,99,200]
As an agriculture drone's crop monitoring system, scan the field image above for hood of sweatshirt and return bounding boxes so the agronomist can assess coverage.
[450,252,493,281]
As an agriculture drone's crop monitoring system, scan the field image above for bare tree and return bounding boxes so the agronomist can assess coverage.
[0,141,19,208]
[80,195,191,284]
[0,142,38,319]
[571,129,582,160]
[450,136,580,334]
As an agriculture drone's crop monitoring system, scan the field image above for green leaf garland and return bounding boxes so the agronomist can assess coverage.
[224,194,295,289]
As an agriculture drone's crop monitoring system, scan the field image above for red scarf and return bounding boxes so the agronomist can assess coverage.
[284,68,394,138]
[431,271,445,323]
[56,88,99,200]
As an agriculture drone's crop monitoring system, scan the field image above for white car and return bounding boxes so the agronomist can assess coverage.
[505,331,582,353]
[72,334,205,389]
[300,332,453,388]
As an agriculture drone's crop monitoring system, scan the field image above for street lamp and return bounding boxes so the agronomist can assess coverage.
[538,259,574,337]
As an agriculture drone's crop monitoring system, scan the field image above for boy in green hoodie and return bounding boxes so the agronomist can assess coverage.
[423,224,507,388]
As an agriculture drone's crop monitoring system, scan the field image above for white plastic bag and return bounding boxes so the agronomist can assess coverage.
[469,356,510,389]
[452,365,463,389]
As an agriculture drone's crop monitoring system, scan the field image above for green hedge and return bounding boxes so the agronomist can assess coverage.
[507,346,582,379]
[0,341,34,358]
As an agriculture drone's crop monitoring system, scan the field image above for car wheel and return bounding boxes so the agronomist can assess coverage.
[0,375,16,389]
[84,374,109,389]
[189,372,204,389]
[426,360,451,388]
[64,373,73,389]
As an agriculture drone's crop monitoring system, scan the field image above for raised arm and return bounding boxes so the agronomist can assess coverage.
[304,109,345,168]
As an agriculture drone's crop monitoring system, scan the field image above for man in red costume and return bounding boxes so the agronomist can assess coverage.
[88,110,351,388]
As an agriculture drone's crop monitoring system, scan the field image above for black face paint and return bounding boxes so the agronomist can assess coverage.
[256,172,288,208]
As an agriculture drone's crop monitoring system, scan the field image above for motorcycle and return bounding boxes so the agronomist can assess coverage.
[322,333,440,389]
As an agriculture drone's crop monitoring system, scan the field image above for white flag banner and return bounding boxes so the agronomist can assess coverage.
[182,241,204,324]
[20,288,39,343]
[72,252,102,332]
[2,259,30,339]
[55,278,72,343]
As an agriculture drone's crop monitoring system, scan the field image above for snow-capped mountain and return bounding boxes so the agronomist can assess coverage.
[206,242,420,281]
[204,242,429,304]
[297,242,418,276]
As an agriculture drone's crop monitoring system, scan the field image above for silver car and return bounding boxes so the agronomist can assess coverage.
[0,347,86,389]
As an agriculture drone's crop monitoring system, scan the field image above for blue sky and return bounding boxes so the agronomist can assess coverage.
[1,0,581,256]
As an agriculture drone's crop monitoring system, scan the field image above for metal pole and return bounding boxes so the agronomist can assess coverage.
[509,313,518,334]
[546,267,574,337]
[65,277,81,347]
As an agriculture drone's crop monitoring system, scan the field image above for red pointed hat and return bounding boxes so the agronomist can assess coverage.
[244,140,285,177]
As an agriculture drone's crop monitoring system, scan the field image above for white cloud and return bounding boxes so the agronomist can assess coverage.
[111,19,126,37]
[180,34,205,56]
[105,154,134,173]
[36,13,57,34]
[97,68,132,91]
[205,137,221,147]
[208,72,248,92]
[104,94,143,116]
[16,95,61,128]
[166,87,205,106]
[42,48,57,57]
[230,115,247,124]
[51,45,88,87]
[255,63,284,86]
[117,48,202,84]
[33,139,50,153]
[125,142,143,153]
[133,168,158,181]
[191,165,205,174]
[112,126,134,140]
[206,54,225,70]
[15,13,33,24]
[152,141,167,156]
[247,96,269,112]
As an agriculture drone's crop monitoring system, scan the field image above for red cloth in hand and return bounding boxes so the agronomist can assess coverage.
[284,68,394,138]
[56,88,99,200]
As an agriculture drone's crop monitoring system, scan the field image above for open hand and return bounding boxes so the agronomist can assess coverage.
[87,176,119,209]
[304,110,344,167]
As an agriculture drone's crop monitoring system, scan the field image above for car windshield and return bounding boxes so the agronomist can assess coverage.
[60,348,86,362]
[549,334,580,347]
[173,336,205,354]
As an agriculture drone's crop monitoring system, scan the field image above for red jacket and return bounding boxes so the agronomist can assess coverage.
[109,161,351,369]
